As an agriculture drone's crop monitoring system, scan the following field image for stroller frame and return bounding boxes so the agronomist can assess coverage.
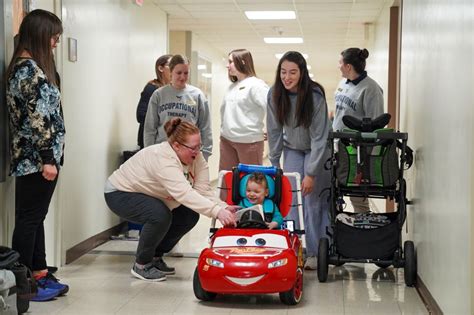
[318,128,417,286]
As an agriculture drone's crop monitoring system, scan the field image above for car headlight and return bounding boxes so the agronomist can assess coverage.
[206,258,224,268]
[268,258,288,269]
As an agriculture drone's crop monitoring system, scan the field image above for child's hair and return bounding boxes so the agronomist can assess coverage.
[247,172,268,189]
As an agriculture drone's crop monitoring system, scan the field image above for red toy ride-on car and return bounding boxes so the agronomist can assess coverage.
[193,164,306,305]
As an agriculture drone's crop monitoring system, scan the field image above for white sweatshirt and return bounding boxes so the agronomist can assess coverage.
[220,76,269,143]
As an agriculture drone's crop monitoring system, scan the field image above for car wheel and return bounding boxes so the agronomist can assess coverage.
[317,238,329,282]
[279,267,303,305]
[193,267,217,301]
[404,241,417,287]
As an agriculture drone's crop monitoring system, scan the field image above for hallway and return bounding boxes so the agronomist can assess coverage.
[1,1,473,314]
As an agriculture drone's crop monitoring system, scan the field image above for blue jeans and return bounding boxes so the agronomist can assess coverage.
[283,148,331,257]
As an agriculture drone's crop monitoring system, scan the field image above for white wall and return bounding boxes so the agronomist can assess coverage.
[369,2,391,110]
[57,0,168,259]
[399,1,473,313]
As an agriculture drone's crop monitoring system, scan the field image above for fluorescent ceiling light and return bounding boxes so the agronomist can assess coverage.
[197,64,207,70]
[202,73,212,78]
[264,37,303,44]
[275,53,309,59]
[245,11,295,20]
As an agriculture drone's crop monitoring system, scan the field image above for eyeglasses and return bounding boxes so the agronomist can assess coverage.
[178,141,203,153]
[52,34,61,44]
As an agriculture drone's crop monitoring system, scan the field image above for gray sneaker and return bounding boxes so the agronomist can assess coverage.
[131,263,166,282]
[153,257,176,275]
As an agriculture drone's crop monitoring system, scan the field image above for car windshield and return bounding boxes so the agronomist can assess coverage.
[212,233,288,249]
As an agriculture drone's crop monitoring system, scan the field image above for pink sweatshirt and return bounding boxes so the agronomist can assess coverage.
[108,141,226,218]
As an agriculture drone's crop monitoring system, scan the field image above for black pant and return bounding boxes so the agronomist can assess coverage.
[12,172,58,271]
[104,191,199,264]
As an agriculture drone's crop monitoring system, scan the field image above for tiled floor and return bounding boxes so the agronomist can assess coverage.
[29,234,428,315]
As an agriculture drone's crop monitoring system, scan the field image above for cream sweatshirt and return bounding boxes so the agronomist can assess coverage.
[108,142,226,218]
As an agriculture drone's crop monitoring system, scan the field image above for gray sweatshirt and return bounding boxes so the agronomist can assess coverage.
[267,87,331,177]
[143,84,212,160]
[332,72,384,131]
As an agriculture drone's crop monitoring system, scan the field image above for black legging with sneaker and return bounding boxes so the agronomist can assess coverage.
[104,190,199,264]
[12,172,58,271]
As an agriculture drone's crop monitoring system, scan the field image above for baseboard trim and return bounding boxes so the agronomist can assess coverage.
[65,222,126,264]
[416,275,443,314]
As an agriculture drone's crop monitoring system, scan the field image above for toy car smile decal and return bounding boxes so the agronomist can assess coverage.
[225,275,265,286]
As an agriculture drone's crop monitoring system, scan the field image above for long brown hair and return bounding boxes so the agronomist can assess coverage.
[228,49,257,83]
[152,54,172,87]
[6,9,63,86]
[272,51,326,128]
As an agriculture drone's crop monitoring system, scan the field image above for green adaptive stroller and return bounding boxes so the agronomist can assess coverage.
[318,113,416,286]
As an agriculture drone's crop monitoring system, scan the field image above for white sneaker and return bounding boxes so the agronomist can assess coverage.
[304,256,318,270]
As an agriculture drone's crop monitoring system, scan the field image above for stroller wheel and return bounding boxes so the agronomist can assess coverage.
[317,238,329,282]
[404,241,417,287]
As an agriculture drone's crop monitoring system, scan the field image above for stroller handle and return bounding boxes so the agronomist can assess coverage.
[329,130,408,141]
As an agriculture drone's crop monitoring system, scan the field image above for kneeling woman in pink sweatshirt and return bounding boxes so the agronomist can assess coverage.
[104,118,238,282]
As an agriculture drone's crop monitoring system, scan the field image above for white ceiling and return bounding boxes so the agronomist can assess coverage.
[153,0,390,94]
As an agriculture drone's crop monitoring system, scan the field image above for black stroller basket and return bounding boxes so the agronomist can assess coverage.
[317,114,417,287]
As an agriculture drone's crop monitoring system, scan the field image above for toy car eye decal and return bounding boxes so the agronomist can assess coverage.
[251,233,288,249]
[237,238,248,246]
[254,238,266,246]
[212,234,288,248]
[213,236,250,247]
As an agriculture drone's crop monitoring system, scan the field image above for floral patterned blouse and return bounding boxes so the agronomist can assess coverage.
[6,58,65,176]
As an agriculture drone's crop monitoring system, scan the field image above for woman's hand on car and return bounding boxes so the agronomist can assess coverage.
[217,208,237,227]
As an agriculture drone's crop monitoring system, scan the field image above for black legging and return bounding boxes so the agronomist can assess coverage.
[104,190,199,264]
[12,172,58,271]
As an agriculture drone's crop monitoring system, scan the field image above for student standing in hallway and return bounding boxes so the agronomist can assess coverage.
[143,54,213,161]
[219,49,269,171]
[6,9,68,301]
[105,118,238,282]
[267,51,332,270]
[136,54,172,149]
[333,47,384,212]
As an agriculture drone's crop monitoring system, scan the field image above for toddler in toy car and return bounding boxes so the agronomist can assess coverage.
[238,172,283,229]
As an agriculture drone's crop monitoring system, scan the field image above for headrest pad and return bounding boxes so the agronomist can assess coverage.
[239,174,275,198]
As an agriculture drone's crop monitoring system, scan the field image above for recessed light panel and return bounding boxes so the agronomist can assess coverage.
[264,37,303,44]
[245,11,296,20]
